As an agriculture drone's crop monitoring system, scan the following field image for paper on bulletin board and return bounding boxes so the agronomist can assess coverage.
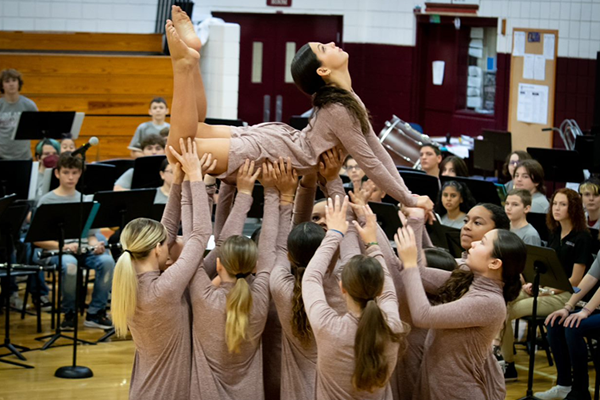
[517,83,549,125]
[523,54,534,79]
[543,34,555,60]
[433,61,445,85]
[534,55,546,80]
[513,31,526,56]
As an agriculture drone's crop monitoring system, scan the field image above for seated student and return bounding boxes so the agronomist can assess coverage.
[128,97,170,158]
[514,159,549,213]
[543,247,600,400]
[419,144,442,177]
[579,178,600,230]
[343,155,365,191]
[32,152,115,330]
[33,138,60,198]
[362,178,386,203]
[439,155,469,177]
[154,159,173,204]
[114,134,166,191]
[503,150,532,191]
[434,181,476,229]
[505,189,541,246]
[501,188,592,382]
[0,68,38,160]
[60,136,76,153]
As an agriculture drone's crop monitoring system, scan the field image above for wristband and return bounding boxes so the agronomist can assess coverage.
[330,229,345,238]
[564,303,574,311]
[365,242,379,248]
[582,307,593,315]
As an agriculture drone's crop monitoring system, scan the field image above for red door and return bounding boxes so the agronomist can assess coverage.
[212,13,343,126]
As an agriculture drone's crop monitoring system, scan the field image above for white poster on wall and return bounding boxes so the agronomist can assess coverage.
[517,83,549,125]
[543,34,555,60]
[513,32,526,56]
[432,61,445,85]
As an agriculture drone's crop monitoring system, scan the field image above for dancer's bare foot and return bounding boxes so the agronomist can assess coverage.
[166,20,199,69]
[171,5,202,53]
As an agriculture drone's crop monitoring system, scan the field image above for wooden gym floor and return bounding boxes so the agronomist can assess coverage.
[0,286,596,399]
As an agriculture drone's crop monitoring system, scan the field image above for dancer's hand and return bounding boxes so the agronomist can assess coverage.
[173,163,184,185]
[395,226,418,269]
[348,185,374,207]
[258,160,276,189]
[237,159,261,196]
[545,308,569,327]
[325,195,349,235]
[169,138,202,181]
[200,152,218,178]
[352,205,378,244]
[318,147,345,182]
[416,195,435,224]
[273,157,298,198]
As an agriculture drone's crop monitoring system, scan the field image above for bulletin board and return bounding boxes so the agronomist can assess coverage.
[508,28,558,151]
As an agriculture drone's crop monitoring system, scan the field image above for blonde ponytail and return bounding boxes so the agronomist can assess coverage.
[111,218,167,338]
[220,235,258,353]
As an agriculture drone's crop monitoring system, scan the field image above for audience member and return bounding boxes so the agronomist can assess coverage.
[154,159,173,204]
[501,188,592,381]
[32,152,115,330]
[343,155,365,191]
[434,181,476,229]
[33,138,60,198]
[0,68,38,160]
[514,159,549,213]
[505,189,541,245]
[439,155,469,177]
[115,134,166,191]
[460,203,510,252]
[579,178,600,230]
[128,97,170,158]
[60,136,76,153]
[419,144,442,177]
[503,150,532,191]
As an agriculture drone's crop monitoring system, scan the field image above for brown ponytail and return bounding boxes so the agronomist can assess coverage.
[431,269,475,304]
[313,86,371,135]
[342,255,405,392]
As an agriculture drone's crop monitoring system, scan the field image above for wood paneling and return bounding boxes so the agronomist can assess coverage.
[0,31,163,53]
[27,94,173,115]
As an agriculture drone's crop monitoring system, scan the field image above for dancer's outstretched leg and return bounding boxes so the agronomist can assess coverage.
[166,20,231,173]
[171,5,207,123]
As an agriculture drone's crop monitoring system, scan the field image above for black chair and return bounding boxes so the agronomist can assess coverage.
[514,316,554,367]
[586,332,600,400]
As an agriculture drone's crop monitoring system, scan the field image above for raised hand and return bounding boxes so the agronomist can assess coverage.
[173,162,184,185]
[318,147,345,182]
[169,138,202,181]
[258,160,276,189]
[352,205,378,245]
[200,152,218,178]
[325,195,349,236]
[272,157,299,197]
[416,195,435,224]
[236,159,261,195]
[394,226,418,269]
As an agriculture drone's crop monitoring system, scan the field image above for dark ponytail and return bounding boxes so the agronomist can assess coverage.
[287,222,326,344]
[492,230,527,302]
[291,43,371,135]
[431,269,475,304]
[342,255,405,392]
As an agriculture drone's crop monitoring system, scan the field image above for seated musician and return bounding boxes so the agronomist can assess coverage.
[114,134,166,191]
[31,152,115,330]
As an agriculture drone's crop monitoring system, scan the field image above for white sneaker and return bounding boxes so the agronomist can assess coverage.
[534,385,572,400]
[9,293,26,310]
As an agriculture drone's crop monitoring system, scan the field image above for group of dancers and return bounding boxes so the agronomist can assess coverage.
[111,7,528,399]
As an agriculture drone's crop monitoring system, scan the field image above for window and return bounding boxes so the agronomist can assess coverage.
[251,42,263,84]
[465,26,497,114]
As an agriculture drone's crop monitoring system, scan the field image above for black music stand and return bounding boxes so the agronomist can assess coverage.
[48,163,118,195]
[0,160,33,199]
[26,202,98,353]
[368,202,402,240]
[13,111,83,141]
[574,135,600,173]
[398,171,440,205]
[527,147,585,194]
[0,194,33,368]
[397,166,426,174]
[473,139,496,175]
[518,245,574,400]
[91,189,156,343]
[131,155,167,189]
[151,203,166,222]
[426,220,464,257]
[98,159,135,179]
[440,175,501,206]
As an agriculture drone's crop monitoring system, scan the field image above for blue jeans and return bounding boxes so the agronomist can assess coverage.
[33,249,115,314]
[547,310,600,393]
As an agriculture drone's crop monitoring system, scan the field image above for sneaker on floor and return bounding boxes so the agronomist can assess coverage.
[504,362,517,382]
[9,293,28,310]
[84,310,113,330]
[534,385,572,400]
[60,312,75,331]
[33,295,52,312]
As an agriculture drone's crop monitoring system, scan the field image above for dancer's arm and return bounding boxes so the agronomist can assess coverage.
[319,105,418,207]
[161,164,183,248]
[213,181,236,239]
[293,174,317,226]
[181,181,193,242]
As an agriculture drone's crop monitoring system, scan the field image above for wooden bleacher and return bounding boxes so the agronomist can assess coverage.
[0,31,173,160]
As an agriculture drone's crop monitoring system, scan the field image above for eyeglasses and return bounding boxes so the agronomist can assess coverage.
[509,161,520,166]
[346,165,361,171]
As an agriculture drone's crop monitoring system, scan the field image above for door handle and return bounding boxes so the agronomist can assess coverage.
[263,95,271,122]
[275,95,283,122]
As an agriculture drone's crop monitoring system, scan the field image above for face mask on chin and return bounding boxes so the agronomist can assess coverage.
[42,153,59,168]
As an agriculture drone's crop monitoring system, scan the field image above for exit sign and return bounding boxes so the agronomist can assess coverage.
[267,0,292,6]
